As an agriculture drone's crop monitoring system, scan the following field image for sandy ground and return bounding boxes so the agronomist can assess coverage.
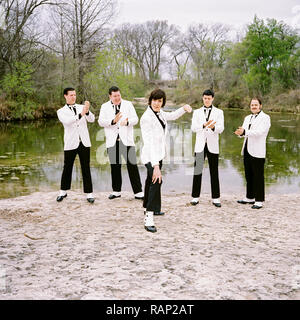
[0,191,299,300]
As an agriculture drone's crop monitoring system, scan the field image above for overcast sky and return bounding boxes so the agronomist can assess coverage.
[116,0,300,32]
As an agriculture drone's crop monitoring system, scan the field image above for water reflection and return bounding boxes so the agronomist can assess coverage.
[0,107,299,199]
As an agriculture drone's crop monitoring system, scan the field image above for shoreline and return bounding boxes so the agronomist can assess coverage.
[0,191,299,300]
[1,100,300,122]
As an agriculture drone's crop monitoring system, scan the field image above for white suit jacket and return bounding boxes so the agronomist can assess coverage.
[140,106,186,166]
[98,99,138,148]
[240,111,271,158]
[57,104,95,151]
[191,106,224,154]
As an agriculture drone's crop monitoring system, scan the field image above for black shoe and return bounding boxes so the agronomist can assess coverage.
[213,202,221,208]
[144,226,157,233]
[108,194,121,200]
[154,211,165,216]
[251,205,262,209]
[87,198,95,204]
[237,200,255,204]
[190,200,199,206]
[56,194,67,202]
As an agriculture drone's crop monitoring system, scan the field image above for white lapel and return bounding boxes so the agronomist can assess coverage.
[200,106,205,120]
[148,107,166,134]
[64,104,75,115]
[119,100,124,113]
[249,111,263,128]
[254,110,264,123]
[210,106,216,119]
[108,101,117,117]
[159,111,168,136]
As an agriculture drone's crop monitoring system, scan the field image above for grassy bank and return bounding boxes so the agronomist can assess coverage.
[165,87,300,114]
[1,88,300,121]
[0,98,59,121]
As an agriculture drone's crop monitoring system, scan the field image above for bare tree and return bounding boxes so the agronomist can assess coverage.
[169,33,191,80]
[46,3,74,92]
[114,20,178,81]
[114,23,149,80]
[184,22,231,89]
[143,20,178,80]
[57,0,116,97]
[0,0,57,77]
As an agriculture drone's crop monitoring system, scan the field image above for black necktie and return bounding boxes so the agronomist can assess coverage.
[68,105,76,115]
[150,106,166,130]
[248,114,258,130]
[204,107,212,122]
[113,104,121,115]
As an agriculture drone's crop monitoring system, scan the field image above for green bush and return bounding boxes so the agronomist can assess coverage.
[84,48,147,107]
[0,62,40,120]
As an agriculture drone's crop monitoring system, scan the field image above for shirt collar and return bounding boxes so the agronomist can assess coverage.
[252,110,261,116]
[111,101,121,107]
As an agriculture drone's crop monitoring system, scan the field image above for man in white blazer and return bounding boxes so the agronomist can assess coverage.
[56,87,95,203]
[98,86,143,200]
[190,89,224,207]
[235,97,271,209]
[140,88,192,232]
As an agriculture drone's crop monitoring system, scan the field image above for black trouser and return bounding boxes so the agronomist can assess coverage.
[192,144,220,199]
[107,140,142,194]
[143,161,163,212]
[60,142,93,193]
[243,143,265,202]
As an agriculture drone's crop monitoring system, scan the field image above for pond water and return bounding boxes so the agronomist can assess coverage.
[0,106,299,199]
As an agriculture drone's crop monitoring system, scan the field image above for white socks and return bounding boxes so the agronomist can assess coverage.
[135,192,144,197]
[144,211,155,227]
[243,197,255,202]
[191,198,221,204]
[111,191,121,197]
[254,201,263,207]
[59,191,94,199]
[59,190,67,197]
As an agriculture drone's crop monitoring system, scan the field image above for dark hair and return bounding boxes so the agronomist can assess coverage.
[148,89,166,107]
[109,86,120,95]
[250,97,262,105]
[202,89,214,97]
[63,87,75,96]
